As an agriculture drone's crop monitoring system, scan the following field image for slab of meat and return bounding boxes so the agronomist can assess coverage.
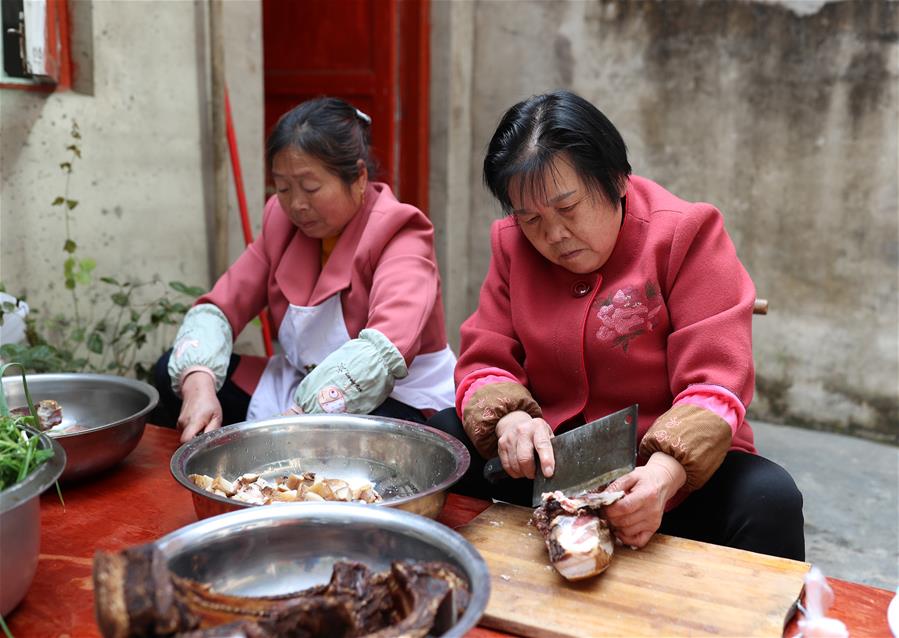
[10,399,63,431]
[93,543,470,638]
[530,490,624,581]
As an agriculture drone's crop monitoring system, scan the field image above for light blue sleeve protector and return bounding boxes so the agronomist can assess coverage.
[292,328,408,415]
[166,303,233,396]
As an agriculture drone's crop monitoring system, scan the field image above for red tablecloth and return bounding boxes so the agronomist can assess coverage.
[6,425,893,637]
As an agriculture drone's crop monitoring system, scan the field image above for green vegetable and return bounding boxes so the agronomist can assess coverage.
[0,363,53,490]
[0,364,63,637]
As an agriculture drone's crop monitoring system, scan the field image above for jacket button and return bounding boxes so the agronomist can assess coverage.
[571,281,591,297]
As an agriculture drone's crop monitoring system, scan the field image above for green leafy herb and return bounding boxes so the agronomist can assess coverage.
[0,364,51,490]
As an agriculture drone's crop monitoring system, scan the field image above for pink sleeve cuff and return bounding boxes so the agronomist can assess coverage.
[179,366,218,394]
[673,383,746,434]
[455,367,520,416]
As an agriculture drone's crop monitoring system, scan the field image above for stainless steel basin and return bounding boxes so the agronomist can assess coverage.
[171,414,470,520]
[1,373,158,482]
[155,502,491,637]
[0,428,66,615]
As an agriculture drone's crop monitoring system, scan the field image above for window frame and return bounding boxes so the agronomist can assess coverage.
[1,0,71,92]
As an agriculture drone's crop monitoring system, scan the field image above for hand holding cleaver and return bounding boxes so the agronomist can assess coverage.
[483,404,638,507]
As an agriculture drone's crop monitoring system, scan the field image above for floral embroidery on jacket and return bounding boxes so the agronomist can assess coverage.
[595,281,663,351]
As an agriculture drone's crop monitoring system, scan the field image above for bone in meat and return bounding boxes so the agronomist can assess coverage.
[531,489,625,581]
[93,543,470,637]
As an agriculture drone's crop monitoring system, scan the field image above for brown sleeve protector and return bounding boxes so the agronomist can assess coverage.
[639,404,733,492]
[461,382,542,459]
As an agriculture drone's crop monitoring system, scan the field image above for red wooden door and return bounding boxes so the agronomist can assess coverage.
[262,0,429,212]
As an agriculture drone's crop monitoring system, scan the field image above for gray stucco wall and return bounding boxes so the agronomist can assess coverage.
[431,0,898,442]
[0,0,265,365]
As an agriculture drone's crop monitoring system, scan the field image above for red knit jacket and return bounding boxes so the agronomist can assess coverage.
[456,175,757,455]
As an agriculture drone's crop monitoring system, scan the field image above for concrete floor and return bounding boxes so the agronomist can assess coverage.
[752,420,898,591]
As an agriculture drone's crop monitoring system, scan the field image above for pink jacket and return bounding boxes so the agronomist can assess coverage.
[200,182,450,394]
[456,175,757,455]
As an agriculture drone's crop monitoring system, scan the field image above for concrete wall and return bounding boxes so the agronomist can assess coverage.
[2,0,895,442]
[430,0,898,442]
[0,0,266,364]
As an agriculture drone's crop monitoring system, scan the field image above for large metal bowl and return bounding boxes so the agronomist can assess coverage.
[0,427,66,615]
[155,502,490,637]
[171,414,470,520]
[1,373,158,482]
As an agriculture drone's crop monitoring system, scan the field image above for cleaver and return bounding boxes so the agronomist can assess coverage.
[483,404,638,507]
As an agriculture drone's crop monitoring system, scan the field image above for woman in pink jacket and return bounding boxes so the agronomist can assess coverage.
[428,90,804,560]
[154,97,456,441]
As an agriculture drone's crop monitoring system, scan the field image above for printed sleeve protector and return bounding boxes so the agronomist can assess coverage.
[167,303,233,396]
[292,328,408,415]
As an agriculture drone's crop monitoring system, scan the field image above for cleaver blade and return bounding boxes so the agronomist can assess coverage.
[531,404,638,507]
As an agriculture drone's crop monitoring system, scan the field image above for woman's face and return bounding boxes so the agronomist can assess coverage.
[509,156,624,274]
[271,147,367,239]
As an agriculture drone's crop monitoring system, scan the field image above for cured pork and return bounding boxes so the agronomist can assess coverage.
[10,399,63,431]
[530,490,624,581]
[93,543,469,638]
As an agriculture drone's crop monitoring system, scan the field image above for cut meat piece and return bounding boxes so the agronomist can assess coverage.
[11,399,64,431]
[531,489,624,581]
[187,471,382,505]
[92,543,470,637]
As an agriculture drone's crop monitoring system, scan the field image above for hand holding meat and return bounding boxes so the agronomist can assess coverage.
[177,372,222,443]
[603,452,686,548]
[496,410,554,479]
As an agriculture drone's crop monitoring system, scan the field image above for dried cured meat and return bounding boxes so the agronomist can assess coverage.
[531,489,624,580]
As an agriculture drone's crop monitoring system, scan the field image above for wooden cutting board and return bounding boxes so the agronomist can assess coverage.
[458,503,810,637]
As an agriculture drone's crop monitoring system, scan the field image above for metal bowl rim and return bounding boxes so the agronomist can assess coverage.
[154,501,490,638]
[1,372,159,439]
[0,427,66,514]
[169,414,470,510]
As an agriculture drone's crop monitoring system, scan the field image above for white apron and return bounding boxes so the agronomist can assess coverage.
[246,294,456,421]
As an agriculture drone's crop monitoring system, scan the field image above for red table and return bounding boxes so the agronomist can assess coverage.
[7,425,893,637]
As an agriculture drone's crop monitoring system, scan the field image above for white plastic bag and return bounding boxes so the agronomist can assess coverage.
[0,292,29,346]
[796,566,849,638]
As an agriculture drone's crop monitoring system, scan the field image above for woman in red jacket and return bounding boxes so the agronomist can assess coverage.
[154,98,456,442]
[428,90,804,560]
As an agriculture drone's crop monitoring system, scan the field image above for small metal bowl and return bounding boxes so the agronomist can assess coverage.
[0,427,66,615]
[155,502,490,637]
[1,373,158,482]
[171,414,470,520]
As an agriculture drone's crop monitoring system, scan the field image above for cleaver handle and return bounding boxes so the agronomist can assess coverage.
[483,456,513,484]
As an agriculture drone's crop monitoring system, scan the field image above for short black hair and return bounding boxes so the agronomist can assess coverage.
[266,97,378,185]
[483,90,631,213]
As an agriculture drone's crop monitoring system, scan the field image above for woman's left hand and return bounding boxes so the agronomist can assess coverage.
[602,452,686,548]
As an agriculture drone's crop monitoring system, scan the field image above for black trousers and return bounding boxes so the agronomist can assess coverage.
[151,349,427,428]
[427,407,805,561]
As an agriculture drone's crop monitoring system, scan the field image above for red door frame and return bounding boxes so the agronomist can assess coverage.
[262,0,429,213]
[397,0,429,212]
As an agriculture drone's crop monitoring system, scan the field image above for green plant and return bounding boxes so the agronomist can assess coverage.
[0,121,204,381]
[0,363,54,489]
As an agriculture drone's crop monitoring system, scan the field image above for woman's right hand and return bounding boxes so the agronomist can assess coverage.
[495,410,555,479]
[177,372,223,443]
